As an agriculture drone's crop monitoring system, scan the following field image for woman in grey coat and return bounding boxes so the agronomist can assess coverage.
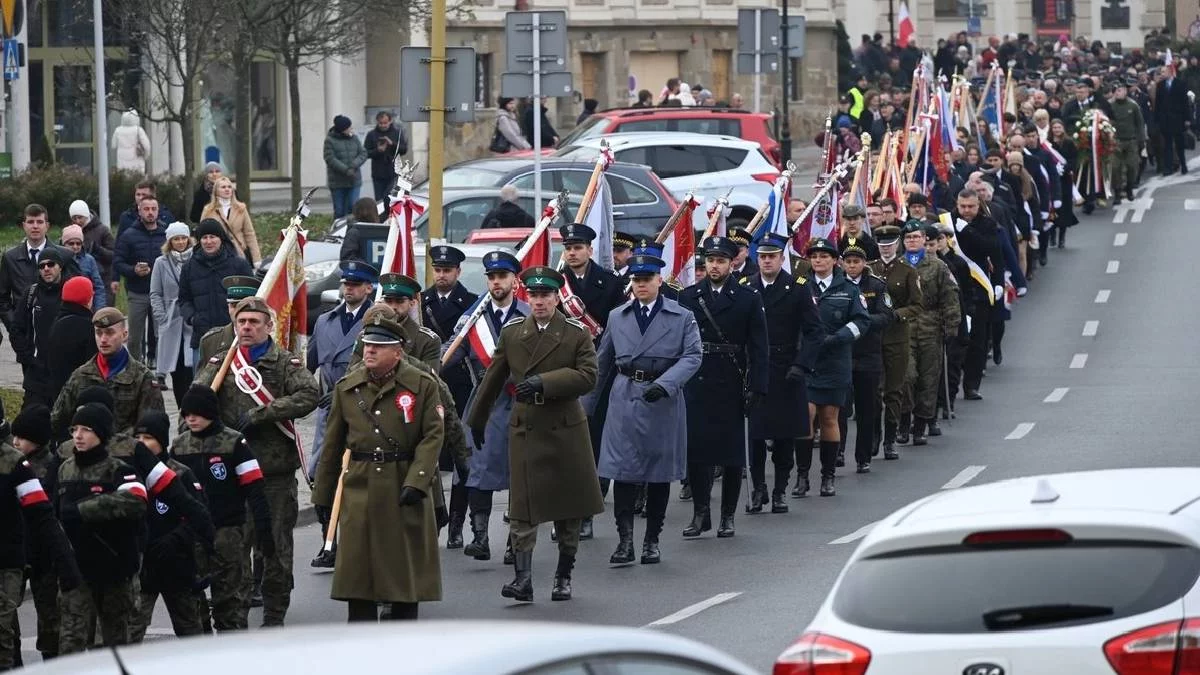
[323,114,368,219]
[149,221,195,406]
[588,255,702,567]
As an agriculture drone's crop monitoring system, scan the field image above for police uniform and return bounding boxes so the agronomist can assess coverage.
[312,316,444,621]
[50,307,165,442]
[726,227,759,281]
[867,226,923,454]
[904,222,961,444]
[55,404,146,654]
[465,267,604,603]
[197,275,260,365]
[193,297,319,627]
[633,239,680,300]
[678,236,768,539]
[378,273,442,370]
[591,254,701,566]
[837,245,894,473]
[743,233,823,513]
[306,261,377,567]
[558,223,626,540]
[612,231,637,279]
[802,238,870,498]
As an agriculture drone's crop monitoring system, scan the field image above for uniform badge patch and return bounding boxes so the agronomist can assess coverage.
[155,500,169,515]
[396,390,416,423]
[884,293,893,308]
[435,404,445,420]
[210,462,228,480]
[860,294,868,309]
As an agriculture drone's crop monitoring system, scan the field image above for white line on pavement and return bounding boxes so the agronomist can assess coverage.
[1082,320,1099,337]
[1113,232,1128,246]
[1131,204,1149,223]
[1185,199,1200,210]
[1111,206,1129,224]
[1005,423,1036,440]
[1070,353,1089,369]
[1044,387,1070,403]
[829,521,879,546]
[644,592,742,627]
[942,466,987,489]
[1095,289,1111,303]
[1106,260,1120,274]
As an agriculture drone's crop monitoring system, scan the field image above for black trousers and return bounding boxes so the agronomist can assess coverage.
[841,370,881,465]
[749,439,796,495]
[939,337,966,413]
[169,343,194,409]
[613,481,668,539]
[687,462,741,516]
[963,310,990,393]
[467,487,493,515]
[347,599,417,622]
[1161,130,1187,174]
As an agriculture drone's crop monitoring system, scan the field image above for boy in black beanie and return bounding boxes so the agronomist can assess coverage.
[131,410,210,640]
[171,386,273,632]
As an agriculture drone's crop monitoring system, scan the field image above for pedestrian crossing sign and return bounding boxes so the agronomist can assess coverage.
[2,39,18,81]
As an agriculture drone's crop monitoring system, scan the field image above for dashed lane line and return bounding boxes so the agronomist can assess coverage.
[1005,423,1036,440]
[1113,232,1128,246]
[942,466,987,489]
[1044,388,1070,403]
[644,592,742,627]
[1070,354,1089,369]
[1082,320,1099,337]
[829,521,879,546]
[1095,290,1110,304]
[1106,260,1120,274]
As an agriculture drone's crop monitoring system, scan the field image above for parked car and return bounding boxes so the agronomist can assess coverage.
[519,106,782,168]
[466,227,566,262]
[16,621,760,675]
[776,467,1200,675]
[412,158,678,240]
[555,132,780,232]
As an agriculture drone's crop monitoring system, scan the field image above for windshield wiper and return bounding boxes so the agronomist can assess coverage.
[982,604,1114,630]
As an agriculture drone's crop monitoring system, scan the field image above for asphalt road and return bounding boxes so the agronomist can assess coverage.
[18,157,1200,672]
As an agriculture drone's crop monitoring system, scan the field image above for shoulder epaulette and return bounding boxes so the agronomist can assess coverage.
[564,318,586,331]
[503,316,526,327]
[738,276,750,285]
[418,326,440,340]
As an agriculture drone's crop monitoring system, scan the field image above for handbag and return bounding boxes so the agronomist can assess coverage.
[488,123,511,153]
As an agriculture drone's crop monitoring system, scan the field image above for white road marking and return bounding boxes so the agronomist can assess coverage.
[1070,353,1089,369]
[942,465,987,489]
[1113,232,1128,246]
[1005,423,1036,440]
[1131,205,1148,223]
[1082,320,1099,337]
[1111,205,1130,224]
[1106,260,1120,274]
[1095,289,1111,304]
[644,592,742,627]
[1044,387,1070,403]
[829,521,879,545]
[1186,199,1200,210]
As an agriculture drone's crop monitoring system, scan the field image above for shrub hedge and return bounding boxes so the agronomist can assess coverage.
[0,164,190,228]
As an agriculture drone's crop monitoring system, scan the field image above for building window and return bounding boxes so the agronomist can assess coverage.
[788,58,803,101]
[935,0,958,17]
[476,53,492,108]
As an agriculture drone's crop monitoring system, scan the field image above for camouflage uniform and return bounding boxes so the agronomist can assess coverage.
[869,245,924,447]
[198,324,235,365]
[19,445,66,660]
[50,357,164,440]
[907,254,961,434]
[170,423,273,632]
[194,335,317,627]
[1109,96,1145,197]
[55,447,147,654]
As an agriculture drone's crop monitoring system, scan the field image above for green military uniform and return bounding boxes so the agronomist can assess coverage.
[868,226,924,450]
[465,267,603,603]
[193,297,318,627]
[905,229,961,440]
[51,358,163,442]
[197,275,260,365]
[377,274,442,370]
[790,256,812,278]
[312,315,444,615]
[19,442,64,660]
[1109,87,1145,199]
[55,405,146,654]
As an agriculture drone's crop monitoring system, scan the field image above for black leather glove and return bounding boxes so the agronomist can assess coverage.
[398,486,425,506]
[316,392,333,409]
[471,427,485,450]
[786,365,806,382]
[514,375,544,401]
[744,391,763,410]
[642,384,668,403]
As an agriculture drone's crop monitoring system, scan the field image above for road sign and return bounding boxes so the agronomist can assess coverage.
[500,71,573,98]
[398,46,476,124]
[737,8,780,57]
[0,0,21,39]
[786,17,807,58]
[967,16,982,36]
[3,39,18,81]
[737,53,779,75]
[505,10,568,74]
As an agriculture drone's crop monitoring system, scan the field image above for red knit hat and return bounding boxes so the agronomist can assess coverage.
[62,276,93,308]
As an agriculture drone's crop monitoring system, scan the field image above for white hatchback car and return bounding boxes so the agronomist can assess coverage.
[776,468,1200,675]
[555,132,781,233]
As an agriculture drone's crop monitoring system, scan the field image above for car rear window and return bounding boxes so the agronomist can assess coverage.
[441,167,508,188]
[653,145,713,179]
[676,118,741,136]
[832,541,1200,633]
[558,115,610,146]
[705,147,748,171]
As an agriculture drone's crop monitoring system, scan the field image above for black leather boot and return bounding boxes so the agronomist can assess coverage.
[641,537,661,564]
[609,514,636,564]
[896,414,911,445]
[446,511,465,550]
[503,537,514,565]
[792,473,810,498]
[911,418,928,446]
[927,417,942,436]
[551,554,574,601]
[679,480,691,501]
[501,551,534,602]
[747,484,767,514]
[579,517,594,540]
[771,491,789,513]
[682,506,711,537]
[717,509,736,538]
[463,512,490,560]
[820,475,836,497]
[310,547,336,568]
[883,421,898,459]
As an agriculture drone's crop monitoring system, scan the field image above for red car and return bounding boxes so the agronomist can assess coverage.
[511,108,782,168]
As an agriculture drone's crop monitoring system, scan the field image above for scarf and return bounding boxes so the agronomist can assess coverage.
[219,198,232,219]
[96,347,130,381]
[73,444,109,467]
[169,248,193,269]
[904,249,926,267]
[239,338,272,365]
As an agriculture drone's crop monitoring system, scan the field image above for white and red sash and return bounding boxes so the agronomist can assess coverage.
[231,347,307,475]
[557,276,603,337]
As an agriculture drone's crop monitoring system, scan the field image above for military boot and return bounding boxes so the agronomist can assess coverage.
[911,418,928,446]
[883,421,899,460]
[747,484,767,514]
[446,511,465,550]
[310,547,336,569]
[771,491,789,513]
[927,417,943,436]
[642,511,663,564]
[503,537,514,565]
[463,512,491,561]
[896,413,911,445]
[792,472,810,498]
[609,514,636,564]
[717,508,736,538]
[820,475,836,497]
[681,505,711,538]
[501,551,534,602]
[551,554,574,601]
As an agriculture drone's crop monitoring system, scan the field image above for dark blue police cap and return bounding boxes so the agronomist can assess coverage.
[756,232,790,254]
[483,250,521,275]
[701,236,738,259]
[627,255,666,276]
[633,238,665,257]
[430,245,466,268]
[340,260,379,284]
[559,223,597,245]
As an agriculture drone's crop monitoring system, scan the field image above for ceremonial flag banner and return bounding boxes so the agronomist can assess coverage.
[514,219,552,303]
[897,0,915,48]
[707,200,729,237]
[948,215,995,306]
[463,296,498,366]
[381,195,424,278]
[663,196,700,288]
[262,229,308,359]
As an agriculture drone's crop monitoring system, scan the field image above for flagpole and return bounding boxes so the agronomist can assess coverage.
[788,152,862,236]
[376,158,419,302]
[702,190,733,239]
[572,139,611,226]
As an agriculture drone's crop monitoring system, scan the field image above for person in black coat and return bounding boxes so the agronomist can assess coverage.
[950,189,1004,401]
[837,245,893,472]
[522,98,558,149]
[1154,69,1191,175]
[47,276,98,398]
[364,112,408,201]
[744,233,823,514]
[936,223,971,418]
[481,186,536,229]
[12,248,76,409]
[177,220,253,354]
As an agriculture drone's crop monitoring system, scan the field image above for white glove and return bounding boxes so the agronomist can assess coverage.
[966,315,973,333]
[1053,200,1062,209]
[994,285,1004,301]
[1017,287,1028,297]
[1040,212,1051,220]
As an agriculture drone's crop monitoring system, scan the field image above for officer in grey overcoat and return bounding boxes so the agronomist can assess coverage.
[305,260,377,567]
[588,254,701,567]
[443,251,529,564]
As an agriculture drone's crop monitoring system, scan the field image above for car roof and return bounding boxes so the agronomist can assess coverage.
[596,107,770,119]
[18,622,759,675]
[569,132,758,148]
[468,227,564,242]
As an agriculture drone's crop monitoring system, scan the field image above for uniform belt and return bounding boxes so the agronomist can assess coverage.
[702,342,739,354]
[350,450,415,463]
[768,345,796,354]
[617,365,667,382]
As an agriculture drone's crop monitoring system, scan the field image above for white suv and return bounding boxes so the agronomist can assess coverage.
[555,132,781,233]
[776,468,1200,675]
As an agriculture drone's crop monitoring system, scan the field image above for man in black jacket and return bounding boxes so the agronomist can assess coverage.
[950,189,1004,401]
[481,185,536,229]
[47,276,97,398]
[522,97,559,149]
[1154,68,1191,175]
[363,111,408,201]
[12,248,74,408]
[0,205,73,341]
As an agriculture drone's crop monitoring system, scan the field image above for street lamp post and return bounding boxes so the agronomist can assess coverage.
[92,0,110,225]
[780,0,792,164]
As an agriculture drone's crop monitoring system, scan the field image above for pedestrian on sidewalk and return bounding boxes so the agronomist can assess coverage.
[47,276,98,397]
[150,222,197,406]
[68,200,115,304]
[324,115,368,219]
[61,224,107,310]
